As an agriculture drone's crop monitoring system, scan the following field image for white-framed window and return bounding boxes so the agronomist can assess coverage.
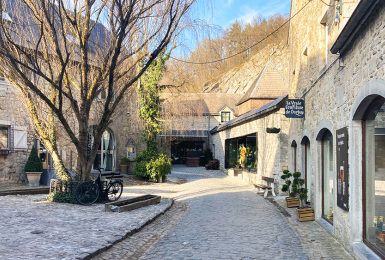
[221,111,231,123]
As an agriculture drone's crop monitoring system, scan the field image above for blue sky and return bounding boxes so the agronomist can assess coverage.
[176,0,291,56]
[195,0,291,28]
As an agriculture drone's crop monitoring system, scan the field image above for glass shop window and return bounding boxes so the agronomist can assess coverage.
[364,100,385,256]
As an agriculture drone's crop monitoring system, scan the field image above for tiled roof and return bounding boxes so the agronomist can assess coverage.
[237,64,288,106]
[211,96,287,134]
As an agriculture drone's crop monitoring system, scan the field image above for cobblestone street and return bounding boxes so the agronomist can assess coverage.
[95,166,353,260]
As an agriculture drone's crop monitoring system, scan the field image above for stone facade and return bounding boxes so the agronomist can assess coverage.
[0,79,34,183]
[212,109,290,184]
[287,0,385,258]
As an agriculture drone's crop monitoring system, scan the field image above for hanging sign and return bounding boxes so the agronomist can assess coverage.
[285,99,305,118]
[336,127,349,211]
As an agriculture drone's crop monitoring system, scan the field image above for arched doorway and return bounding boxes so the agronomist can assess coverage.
[301,136,311,203]
[93,129,116,172]
[317,128,334,224]
[354,94,385,256]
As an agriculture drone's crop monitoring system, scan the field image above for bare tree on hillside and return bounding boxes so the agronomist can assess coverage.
[164,15,289,92]
[0,0,194,181]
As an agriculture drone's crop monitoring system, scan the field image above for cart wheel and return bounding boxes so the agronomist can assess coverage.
[107,182,123,201]
[75,182,99,205]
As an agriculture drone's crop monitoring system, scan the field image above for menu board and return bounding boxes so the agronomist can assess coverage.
[336,127,349,211]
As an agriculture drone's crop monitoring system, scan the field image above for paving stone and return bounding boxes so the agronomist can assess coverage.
[0,193,172,259]
[93,166,354,260]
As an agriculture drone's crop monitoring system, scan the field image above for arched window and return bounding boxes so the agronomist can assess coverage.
[301,136,311,203]
[317,128,334,224]
[354,95,385,256]
[93,129,116,172]
[291,140,297,172]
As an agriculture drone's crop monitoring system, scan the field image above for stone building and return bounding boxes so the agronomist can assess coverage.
[210,50,290,183]
[287,0,385,258]
[0,79,33,183]
[159,92,241,163]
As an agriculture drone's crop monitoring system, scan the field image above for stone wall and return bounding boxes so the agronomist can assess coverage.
[211,109,289,185]
[288,0,383,256]
[0,80,34,183]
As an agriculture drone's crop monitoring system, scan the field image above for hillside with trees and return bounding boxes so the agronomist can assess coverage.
[164,15,289,93]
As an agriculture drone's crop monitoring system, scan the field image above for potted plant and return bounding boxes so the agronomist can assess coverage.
[146,153,172,183]
[24,146,43,187]
[297,187,315,222]
[281,170,300,208]
[120,157,130,174]
[266,127,281,134]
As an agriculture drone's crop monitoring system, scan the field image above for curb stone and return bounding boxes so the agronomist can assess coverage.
[83,198,174,260]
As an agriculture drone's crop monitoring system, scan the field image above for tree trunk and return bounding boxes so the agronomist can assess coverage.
[51,150,70,182]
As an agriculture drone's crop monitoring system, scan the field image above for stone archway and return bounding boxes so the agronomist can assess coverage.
[350,80,385,255]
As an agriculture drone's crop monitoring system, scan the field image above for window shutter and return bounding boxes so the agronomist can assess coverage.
[9,126,14,150]
[13,129,27,150]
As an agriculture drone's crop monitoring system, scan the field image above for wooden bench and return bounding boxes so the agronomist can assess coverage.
[254,176,276,198]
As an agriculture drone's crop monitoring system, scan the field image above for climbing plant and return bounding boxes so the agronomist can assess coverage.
[138,51,170,149]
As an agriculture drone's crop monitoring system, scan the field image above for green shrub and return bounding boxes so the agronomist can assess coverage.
[24,146,43,172]
[47,192,76,204]
[146,153,172,181]
[134,149,158,178]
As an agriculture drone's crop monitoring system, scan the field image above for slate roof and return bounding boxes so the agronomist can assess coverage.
[160,93,242,116]
[211,95,287,134]
[331,0,383,55]
[236,64,287,106]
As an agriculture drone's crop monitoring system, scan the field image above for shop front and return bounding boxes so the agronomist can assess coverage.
[224,133,257,170]
[353,94,385,257]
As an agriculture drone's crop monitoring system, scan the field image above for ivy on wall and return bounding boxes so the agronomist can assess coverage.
[138,51,169,149]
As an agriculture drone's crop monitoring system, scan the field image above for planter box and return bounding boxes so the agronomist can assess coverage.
[186,157,200,167]
[105,194,161,213]
[297,208,315,222]
[120,164,128,174]
[286,197,300,208]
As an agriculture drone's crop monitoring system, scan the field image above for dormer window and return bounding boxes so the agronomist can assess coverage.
[221,111,231,123]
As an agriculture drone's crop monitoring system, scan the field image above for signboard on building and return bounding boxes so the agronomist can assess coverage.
[285,99,305,118]
[336,127,349,211]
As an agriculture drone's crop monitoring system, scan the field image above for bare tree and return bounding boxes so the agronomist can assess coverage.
[0,0,194,181]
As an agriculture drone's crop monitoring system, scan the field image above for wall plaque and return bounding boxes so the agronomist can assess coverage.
[336,127,349,211]
[285,99,305,118]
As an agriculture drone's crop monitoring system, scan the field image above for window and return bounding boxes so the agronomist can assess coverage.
[302,137,311,203]
[0,126,9,149]
[361,97,385,257]
[93,129,116,171]
[291,141,297,172]
[320,130,334,224]
[221,111,231,123]
[225,133,257,169]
